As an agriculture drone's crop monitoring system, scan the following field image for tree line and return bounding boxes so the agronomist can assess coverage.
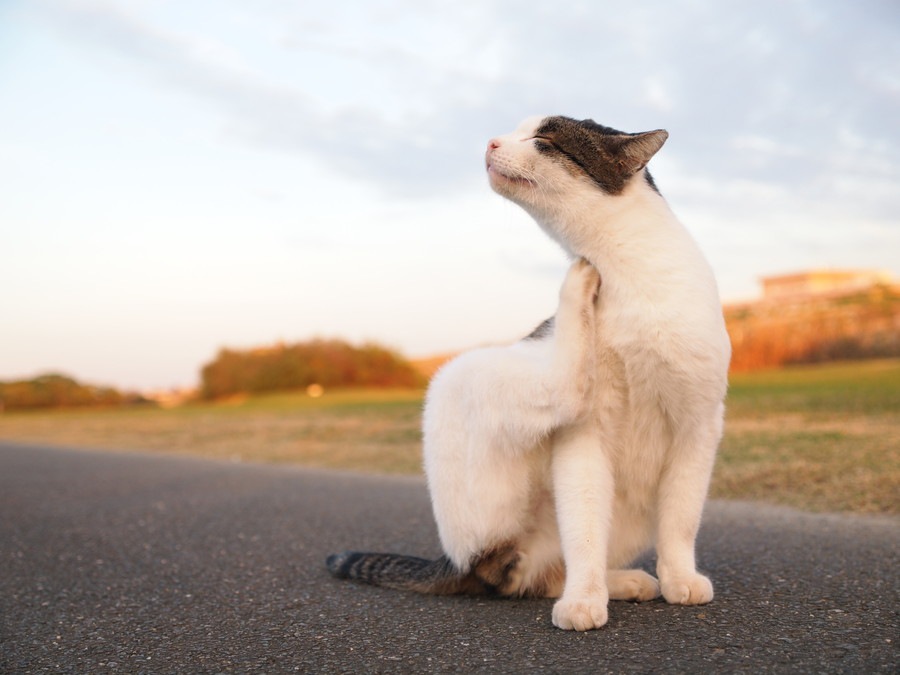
[0,339,425,411]
[5,287,897,410]
[0,374,146,412]
[199,339,425,400]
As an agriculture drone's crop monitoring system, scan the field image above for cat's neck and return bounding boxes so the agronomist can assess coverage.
[530,176,715,303]
[533,178,675,262]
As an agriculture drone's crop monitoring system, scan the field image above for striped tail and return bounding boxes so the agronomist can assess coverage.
[326,547,519,596]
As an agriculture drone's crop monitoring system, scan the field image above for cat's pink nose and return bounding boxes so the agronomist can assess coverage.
[487,139,500,152]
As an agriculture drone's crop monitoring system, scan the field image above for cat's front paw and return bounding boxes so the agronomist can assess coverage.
[551,595,609,631]
[660,572,714,605]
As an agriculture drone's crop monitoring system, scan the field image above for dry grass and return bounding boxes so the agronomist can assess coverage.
[712,359,899,513]
[0,389,426,474]
[1,361,898,515]
[713,417,897,513]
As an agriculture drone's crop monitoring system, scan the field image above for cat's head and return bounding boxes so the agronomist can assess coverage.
[485,115,668,212]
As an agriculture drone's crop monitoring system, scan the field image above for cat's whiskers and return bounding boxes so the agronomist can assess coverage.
[529,172,572,219]
[515,166,554,207]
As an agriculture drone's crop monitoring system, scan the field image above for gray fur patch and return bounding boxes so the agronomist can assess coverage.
[524,316,555,341]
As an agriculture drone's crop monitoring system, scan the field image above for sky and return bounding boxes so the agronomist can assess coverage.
[1,0,898,392]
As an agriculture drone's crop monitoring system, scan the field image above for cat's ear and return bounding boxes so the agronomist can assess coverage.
[614,130,668,174]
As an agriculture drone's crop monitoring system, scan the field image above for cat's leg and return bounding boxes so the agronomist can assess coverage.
[550,421,612,630]
[547,257,600,391]
[467,257,599,451]
[605,490,659,601]
[607,570,660,601]
[655,404,724,605]
[423,259,598,590]
[496,483,566,598]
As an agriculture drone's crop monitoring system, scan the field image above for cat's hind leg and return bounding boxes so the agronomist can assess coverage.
[605,495,659,601]
[495,487,565,598]
[607,569,660,601]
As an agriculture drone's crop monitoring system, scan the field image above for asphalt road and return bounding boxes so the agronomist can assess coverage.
[1,442,897,674]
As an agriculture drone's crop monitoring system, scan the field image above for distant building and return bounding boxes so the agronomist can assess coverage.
[760,269,894,301]
[724,268,900,371]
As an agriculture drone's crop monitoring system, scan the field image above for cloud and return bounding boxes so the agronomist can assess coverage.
[33,0,900,230]
[34,0,490,195]
[643,77,675,113]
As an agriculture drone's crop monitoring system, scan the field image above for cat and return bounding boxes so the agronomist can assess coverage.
[327,115,731,631]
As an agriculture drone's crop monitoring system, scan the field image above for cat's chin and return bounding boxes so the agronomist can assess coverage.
[487,165,534,195]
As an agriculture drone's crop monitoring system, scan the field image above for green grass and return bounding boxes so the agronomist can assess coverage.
[1,362,898,515]
[725,358,900,415]
[714,359,899,513]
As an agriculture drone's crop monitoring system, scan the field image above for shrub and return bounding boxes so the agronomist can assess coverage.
[199,339,425,399]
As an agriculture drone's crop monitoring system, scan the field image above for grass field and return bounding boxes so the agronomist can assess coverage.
[1,360,897,515]
[713,359,899,514]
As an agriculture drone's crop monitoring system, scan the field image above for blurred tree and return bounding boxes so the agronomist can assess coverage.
[199,339,425,399]
[0,373,141,411]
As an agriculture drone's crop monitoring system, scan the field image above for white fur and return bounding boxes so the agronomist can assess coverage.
[423,117,731,631]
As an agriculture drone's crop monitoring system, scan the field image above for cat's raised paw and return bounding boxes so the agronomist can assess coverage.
[552,596,609,631]
[560,257,601,307]
[661,572,713,605]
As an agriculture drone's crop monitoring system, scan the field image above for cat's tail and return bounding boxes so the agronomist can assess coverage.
[326,548,516,596]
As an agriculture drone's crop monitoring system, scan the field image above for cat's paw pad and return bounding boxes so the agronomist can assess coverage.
[552,595,609,631]
[608,570,661,602]
[661,573,714,605]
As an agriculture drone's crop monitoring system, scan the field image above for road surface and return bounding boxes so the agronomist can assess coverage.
[1,442,897,673]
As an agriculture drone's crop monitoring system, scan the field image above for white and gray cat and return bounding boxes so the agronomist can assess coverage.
[327,115,731,631]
